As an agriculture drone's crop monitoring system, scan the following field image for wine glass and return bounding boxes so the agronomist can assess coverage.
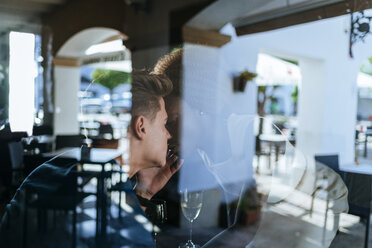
[179,190,203,248]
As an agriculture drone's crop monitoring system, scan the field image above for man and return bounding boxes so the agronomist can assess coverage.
[129,71,183,201]
[0,71,181,247]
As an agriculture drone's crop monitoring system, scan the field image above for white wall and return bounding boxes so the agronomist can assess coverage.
[54,66,80,135]
[178,38,257,229]
[238,13,370,164]
[179,26,257,193]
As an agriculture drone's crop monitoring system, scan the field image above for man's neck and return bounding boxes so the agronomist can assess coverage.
[128,138,147,178]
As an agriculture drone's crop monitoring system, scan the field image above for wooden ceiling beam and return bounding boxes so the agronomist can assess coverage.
[99,33,129,44]
[53,56,80,67]
[27,0,65,5]
[182,26,231,47]
[236,0,372,36]
[0,1,53,13]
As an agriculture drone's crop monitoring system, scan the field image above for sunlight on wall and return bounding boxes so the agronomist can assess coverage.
[85,39,125,55]
[9,31,37,135]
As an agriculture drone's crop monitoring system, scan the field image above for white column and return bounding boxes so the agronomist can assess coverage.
[297,58,358,165]
[179,42,257,228]
[53,66,80,135]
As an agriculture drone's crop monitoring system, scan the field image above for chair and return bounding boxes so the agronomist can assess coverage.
[108,173,134,219]
[344,172,371,248]
[55,134,85,150]
[314,154,344,180]
[313,154,371,248]
[255,135,271,173]
[32,125,53,136]
[23,154,50,177]
[310,154,344,244]
[0,140,25,188]
[98,123,113,139]
[22,157,93,248]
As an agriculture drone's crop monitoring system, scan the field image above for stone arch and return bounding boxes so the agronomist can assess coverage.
[53,26,129,135]
[56,27,126,58]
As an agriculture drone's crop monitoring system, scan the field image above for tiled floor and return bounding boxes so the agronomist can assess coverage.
[22,192,154,248]
[251,141,372,248]
[3,141,372,247]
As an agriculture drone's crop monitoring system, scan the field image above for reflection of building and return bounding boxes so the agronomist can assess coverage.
[0,1,371,247]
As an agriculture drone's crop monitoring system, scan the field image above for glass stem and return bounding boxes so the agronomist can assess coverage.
[189,220,193,242]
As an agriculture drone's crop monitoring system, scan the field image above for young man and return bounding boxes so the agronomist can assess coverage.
[0,71,180,247]
[129,71,183,200]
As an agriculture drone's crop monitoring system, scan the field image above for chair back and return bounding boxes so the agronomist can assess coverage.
[8,141,24,170]
[314,154,344,180]
[55,135,84,150]
[255,136,262,153]
[99,123,113,135]
[32,125,53,135]
[0,141,24,186]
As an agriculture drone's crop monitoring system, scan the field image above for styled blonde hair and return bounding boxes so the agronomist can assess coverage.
[152,49,183,97]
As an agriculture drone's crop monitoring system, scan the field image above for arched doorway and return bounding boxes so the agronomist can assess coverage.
[53,27,131,136]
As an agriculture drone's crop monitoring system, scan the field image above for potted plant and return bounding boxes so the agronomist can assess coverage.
[236,186,261,225]
[92,69,131,105]
[233,69,257,92]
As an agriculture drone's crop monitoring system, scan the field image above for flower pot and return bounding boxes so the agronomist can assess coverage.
[238,208,261,225]
[233,77,248,92]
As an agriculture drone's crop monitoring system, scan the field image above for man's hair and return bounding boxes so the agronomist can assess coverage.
[131,71,173,121]
[152,49,183,97]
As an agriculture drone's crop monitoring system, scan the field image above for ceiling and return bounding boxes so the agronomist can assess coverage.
[0,0,69,30]
[0,0,367,41]
[186,0,372,36]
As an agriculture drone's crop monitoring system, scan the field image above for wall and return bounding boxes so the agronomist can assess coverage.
[53,66,80,135]
[44,0,210,55]
[179,24,257,194]
[178,37,257,228]
[237,13,369,165]
[0,32,9,128]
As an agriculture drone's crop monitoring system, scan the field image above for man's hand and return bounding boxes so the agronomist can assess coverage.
[135,154,183,200]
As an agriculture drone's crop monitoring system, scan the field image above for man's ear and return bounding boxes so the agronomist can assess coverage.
[132,115,146,139]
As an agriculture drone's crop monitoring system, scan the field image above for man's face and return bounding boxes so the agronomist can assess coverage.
[144,97,171,167]
[165,96,180,153]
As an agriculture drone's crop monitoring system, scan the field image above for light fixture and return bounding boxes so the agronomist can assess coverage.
[350,11,372,58]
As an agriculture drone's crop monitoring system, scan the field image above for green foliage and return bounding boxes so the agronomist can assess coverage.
[239,70,257,82]
[276,56,299,65]
[237,187,261,211]
[92,69,131,90]
[291,85,298,103]
[361,58,372,76]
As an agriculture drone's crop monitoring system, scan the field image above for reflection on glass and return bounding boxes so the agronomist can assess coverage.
[179,190,203,248]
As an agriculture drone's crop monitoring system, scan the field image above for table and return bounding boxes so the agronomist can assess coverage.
[22,135,54,153]
[259,134,287,163]
[43,147,122,164]
[340,163,372,175]
[42,147,123,245]
[340,163,372,248]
